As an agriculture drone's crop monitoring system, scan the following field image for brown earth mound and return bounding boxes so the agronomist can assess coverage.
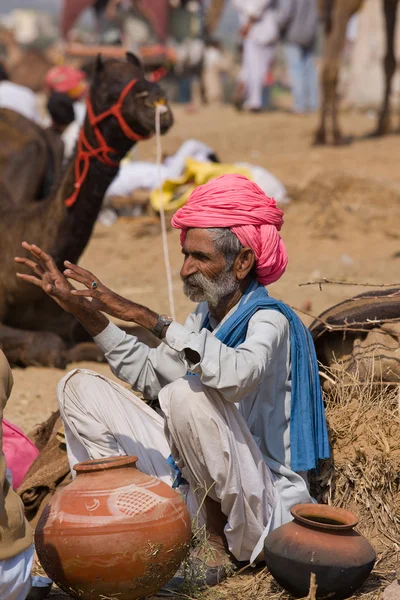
[293,171,400,239]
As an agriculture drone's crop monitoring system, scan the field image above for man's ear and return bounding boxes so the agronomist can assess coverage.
[234,247,255,280]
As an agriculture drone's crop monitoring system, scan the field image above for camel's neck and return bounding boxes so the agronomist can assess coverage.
[50,145,126,269]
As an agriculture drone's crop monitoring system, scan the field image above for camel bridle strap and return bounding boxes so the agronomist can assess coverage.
[65,78,147,208]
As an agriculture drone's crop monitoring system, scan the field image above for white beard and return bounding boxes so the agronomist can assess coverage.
[182,269,239,308]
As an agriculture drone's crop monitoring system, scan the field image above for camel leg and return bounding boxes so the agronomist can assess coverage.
[314,64,330,145]
[315,0,364,145]
[332,65,352,145]
[314,0,332,145]
[330,2,364,144]
[373,0,398,136]
[0,323,67,368]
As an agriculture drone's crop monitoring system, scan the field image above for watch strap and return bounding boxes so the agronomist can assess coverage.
[152,314,173,338]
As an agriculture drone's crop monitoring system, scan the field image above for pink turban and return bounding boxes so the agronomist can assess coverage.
[45,66,87,99]
[171,174,288,286]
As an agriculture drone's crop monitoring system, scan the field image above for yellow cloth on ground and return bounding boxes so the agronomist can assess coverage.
[150,158,252,213]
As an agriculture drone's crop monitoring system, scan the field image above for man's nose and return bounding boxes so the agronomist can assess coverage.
[180,256,197,279]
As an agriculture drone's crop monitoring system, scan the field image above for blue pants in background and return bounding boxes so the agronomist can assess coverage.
[284,43,319,113]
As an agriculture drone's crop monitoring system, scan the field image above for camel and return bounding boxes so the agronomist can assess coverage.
[0,109,64,208]
[0,28,53,93]
[315,0,400,145]
[0,52,173,368]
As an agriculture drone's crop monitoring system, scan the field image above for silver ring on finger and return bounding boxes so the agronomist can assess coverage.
[91,281,98,290]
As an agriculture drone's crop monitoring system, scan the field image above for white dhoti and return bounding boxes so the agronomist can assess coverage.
[240,39,275,110]
[57,369,276,562]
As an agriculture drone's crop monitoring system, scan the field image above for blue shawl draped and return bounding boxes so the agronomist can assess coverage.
[202,280,330,472]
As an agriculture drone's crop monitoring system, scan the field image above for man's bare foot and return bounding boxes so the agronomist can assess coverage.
[186,533,239,587]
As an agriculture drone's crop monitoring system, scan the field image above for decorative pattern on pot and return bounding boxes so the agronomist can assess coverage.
[264,503,376,599]
[35,456,191,600]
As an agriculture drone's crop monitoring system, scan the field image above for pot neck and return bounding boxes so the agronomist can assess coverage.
[74,456,138,475]
[291,504,358,531]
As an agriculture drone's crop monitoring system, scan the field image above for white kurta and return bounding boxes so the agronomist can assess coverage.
[57,293,313,564]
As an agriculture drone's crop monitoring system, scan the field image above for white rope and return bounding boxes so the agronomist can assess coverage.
[155,105,176,320]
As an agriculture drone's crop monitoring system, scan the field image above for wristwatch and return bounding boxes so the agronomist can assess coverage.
[152,314,173,339]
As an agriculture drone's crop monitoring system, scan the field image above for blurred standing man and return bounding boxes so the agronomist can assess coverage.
[232,0,279,112]
[277,0,319,113]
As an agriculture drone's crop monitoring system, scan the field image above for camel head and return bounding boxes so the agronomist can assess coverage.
[88,53,173,154]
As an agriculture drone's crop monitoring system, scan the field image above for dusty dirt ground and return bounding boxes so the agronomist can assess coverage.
[4,104,400,598]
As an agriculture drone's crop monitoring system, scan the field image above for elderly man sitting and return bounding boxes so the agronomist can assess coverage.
[15,174,329,585]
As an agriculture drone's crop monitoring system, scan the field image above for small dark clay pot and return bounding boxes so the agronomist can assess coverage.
[264,503,376,599]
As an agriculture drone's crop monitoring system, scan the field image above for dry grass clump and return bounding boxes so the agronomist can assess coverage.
[314,362,400,572]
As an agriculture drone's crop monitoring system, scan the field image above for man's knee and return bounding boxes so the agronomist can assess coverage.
[161,375,209,428]
[57,368,97,415]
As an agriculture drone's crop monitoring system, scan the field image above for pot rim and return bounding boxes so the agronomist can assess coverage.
[290,503,359,530]
[74,455,138,473]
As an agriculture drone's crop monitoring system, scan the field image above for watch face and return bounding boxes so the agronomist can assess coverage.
[160,315,173,324]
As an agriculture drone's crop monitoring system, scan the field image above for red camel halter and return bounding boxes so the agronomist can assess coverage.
[65,78,147,208]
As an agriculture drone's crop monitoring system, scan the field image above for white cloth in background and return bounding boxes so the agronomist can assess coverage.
[0,545,34,600]
[0,81,41,123]
[61,100,86,162]
[57,288,313,563]
[236,162,289,204]
[104,137,289,204]
[105,139,214,199]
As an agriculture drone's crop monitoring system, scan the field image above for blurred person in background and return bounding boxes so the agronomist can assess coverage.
[0,62,42,124]
[47,93,75,137]
[232,0,279,112]
[277,0,319,113]
[45,65,88,162]
[45,92,76,168]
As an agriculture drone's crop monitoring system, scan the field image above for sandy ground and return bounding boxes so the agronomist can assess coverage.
[5,104,400,432]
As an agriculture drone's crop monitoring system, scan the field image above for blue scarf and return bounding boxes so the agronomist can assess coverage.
[202,280,330,472]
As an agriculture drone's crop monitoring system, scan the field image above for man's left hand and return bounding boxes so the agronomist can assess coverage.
[63,262,135,322]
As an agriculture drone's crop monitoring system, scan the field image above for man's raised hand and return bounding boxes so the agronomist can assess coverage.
[63,261,134,321]
[15,243,87,314]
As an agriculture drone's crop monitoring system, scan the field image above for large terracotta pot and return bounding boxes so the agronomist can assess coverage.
[264,503,376,599]
[35,456,191,600]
